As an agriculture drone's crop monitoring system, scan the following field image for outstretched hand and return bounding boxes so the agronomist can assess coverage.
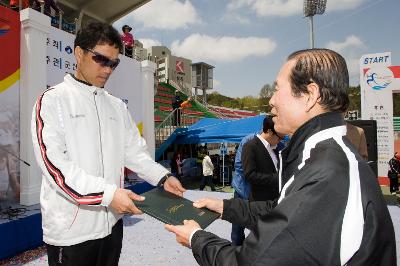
[193,198,224,216]
[165,220,201,248]
[109,188,144,215]
[164,176,186,197]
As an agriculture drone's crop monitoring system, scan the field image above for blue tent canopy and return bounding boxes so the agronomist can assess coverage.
[174,115,266,144]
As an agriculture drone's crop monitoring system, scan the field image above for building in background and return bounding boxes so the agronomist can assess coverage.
[132,40,148,61]
[148,46,192,96]
[192,62,214,103]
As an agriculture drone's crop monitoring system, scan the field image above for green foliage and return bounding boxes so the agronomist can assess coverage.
[394,93,400,117]
[347,85,361,113]
[207,92,241,108]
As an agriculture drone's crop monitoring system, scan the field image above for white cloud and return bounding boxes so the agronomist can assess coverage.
[326,35,364,52]
[227,0,301,17]
[326,35,366,83]
[326,0,364,12]
[221,13,251,25]
[226,0,365,17]
[138,38,162,48]
[213,79,221,88]
[171,34,276,62]
[130,0,200,30]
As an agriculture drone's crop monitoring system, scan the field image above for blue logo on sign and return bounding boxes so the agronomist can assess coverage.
[65,46,73,54]
[365,67,394,91]
[366,73,391,90]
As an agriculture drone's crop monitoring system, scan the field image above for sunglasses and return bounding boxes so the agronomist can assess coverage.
[83,48,120,70]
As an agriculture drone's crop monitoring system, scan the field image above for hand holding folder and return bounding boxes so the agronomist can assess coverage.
[134,188,220,229]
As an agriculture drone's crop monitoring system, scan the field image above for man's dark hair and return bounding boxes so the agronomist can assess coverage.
[287,49,349,112]
[74,22,123,51]
[263,116,276,134]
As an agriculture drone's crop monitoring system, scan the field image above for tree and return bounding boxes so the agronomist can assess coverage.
[259,83,273,113]
[259,83,274,98]
[347,85,361,114]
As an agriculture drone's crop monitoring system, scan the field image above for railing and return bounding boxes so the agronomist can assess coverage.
[169,79,192,97]
[155,109,177,148]
[394,117,400,132]
[154,108,199,148]
[194,95,231,119]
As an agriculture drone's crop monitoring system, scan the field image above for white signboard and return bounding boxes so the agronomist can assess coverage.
[46,27,76,87]
[360,52,393,176]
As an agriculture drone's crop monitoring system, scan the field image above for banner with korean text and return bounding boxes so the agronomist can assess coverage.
[0,6,21,201]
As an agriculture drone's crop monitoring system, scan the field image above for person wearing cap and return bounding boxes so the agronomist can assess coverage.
[388,152,400,194]
[121,25,134,58]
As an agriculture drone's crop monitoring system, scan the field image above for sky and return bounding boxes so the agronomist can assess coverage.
[114,0,400,98]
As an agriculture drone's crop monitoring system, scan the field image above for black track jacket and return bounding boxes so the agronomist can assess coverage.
[191,112,396,265]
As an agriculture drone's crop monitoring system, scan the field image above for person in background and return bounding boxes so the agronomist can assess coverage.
[10,0,29,12]
[345,122,368,160]
[171,152,183,181]
[230,133,256,246]
[242,116,281,202]
[32,0,60,17]
[180,97,192,109]
[120,25,134,58]
[31,22,185,266]
[165,48,396,265]
[200,151,215,191]
[388,152,400,194]
[172,91,183,126]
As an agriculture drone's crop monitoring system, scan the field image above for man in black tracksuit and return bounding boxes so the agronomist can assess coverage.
[165,49,396,265]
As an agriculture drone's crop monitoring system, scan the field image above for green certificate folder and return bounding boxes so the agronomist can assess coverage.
[134,188,220,229]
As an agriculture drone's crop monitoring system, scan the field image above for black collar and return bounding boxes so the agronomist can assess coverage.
[282,111,344,165]
[71,74,93,87]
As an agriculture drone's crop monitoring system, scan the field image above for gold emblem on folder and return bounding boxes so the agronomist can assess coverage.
[167,204,184,214]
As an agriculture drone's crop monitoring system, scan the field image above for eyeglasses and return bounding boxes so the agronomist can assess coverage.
[83,48,120,70]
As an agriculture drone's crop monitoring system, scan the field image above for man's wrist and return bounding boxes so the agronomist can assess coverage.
[189,228,202,247]
[157,173,174,187]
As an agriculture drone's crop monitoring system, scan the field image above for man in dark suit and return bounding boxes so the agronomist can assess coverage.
[242,116,282,201]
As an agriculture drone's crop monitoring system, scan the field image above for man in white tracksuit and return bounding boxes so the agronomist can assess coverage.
[31,22,185,266]
[200,152,215,191]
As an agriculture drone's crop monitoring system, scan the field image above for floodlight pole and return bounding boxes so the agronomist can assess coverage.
[309,16,314,49]
[304,0,327,49]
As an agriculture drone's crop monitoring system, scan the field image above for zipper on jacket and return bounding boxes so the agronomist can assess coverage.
[93,91,110,235]
[105,206,110,233]
[93,91,105,179]
[58,247,63,263]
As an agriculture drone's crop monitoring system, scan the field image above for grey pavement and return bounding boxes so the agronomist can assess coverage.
[25,190,400,265]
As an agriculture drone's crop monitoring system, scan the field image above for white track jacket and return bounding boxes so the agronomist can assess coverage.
[31,75,169,246]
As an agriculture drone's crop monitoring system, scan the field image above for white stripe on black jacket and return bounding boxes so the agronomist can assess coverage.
[191,112,396,265]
